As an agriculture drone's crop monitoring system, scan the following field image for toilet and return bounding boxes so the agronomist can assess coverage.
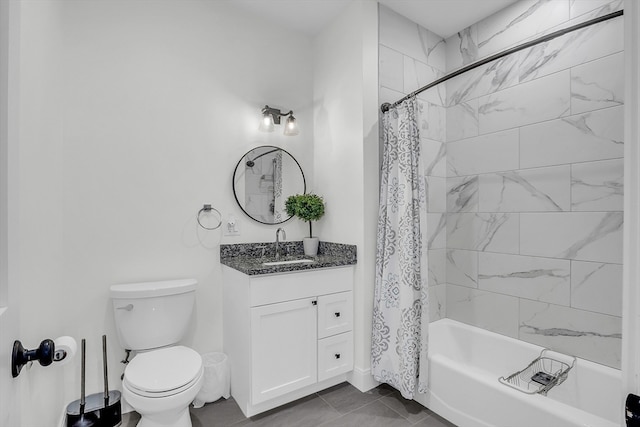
[110,279,204,427]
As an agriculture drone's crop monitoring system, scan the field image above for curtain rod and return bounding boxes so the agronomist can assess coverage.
[380,9,624,113]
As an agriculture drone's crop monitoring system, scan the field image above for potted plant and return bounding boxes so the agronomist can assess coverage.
[285,193,325,256]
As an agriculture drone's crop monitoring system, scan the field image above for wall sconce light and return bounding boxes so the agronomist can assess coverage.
[259,105,299,136]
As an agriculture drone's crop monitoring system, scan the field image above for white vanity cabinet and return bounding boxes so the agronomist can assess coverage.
[222,265,354,417]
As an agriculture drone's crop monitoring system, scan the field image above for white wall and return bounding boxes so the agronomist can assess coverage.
[444,0,624,369]
[18,1,313,424]
[0,0,21,425]
[378,4,449,322]
[312,0,379,390]
[622,0,640,398]
[379,0,624,369]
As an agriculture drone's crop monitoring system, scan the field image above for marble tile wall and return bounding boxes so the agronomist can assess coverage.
[379,4,448,322]
[379,0,623,368]
[444,0,624,368]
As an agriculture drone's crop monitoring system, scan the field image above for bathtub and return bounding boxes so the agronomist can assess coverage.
[414,319,621,427]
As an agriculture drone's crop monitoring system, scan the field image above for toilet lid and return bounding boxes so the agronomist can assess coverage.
[124,346,203,395]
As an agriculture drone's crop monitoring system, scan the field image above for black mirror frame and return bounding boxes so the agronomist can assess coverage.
[232,145,306,225]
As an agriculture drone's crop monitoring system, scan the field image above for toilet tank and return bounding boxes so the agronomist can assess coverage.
[110,279,197,351]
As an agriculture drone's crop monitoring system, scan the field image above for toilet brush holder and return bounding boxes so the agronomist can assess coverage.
[66,336,121,427]
[66,393,120,427]
[67,339,100,427]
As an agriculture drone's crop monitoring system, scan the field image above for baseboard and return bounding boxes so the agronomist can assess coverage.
[347,366,379,392]
[239,374,348,417]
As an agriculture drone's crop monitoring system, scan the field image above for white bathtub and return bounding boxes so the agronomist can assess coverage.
[414,319,621,427]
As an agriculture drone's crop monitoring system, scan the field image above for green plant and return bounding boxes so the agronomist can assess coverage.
[285,193,325,238]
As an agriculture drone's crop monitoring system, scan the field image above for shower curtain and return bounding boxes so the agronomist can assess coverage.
[371,97,429,399]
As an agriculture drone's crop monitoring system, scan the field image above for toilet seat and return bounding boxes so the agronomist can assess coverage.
[124,346,203,398]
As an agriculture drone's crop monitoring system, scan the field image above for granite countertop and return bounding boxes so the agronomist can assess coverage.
[220,241,357,275]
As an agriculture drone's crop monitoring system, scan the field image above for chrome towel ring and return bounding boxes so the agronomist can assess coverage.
[197,204,222,230]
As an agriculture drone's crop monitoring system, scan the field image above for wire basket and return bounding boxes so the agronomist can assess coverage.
[499,349,576,395]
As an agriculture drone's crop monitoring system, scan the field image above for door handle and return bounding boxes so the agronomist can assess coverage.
[117,304,134,311]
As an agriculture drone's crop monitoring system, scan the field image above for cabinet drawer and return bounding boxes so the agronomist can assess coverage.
[251,267,353,307]
[318,331,353,382]
[317,291,352,339]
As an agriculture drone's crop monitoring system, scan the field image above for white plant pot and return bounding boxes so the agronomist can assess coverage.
[303,237,319,256]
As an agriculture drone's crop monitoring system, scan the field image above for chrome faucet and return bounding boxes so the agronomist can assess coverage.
[275,228,286,260]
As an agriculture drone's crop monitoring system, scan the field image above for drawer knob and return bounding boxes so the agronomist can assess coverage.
[334,353,341,359]
[312,300,317,306]
[334,312,341,317]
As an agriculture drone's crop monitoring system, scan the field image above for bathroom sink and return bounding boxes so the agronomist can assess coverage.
[262,259,315,266]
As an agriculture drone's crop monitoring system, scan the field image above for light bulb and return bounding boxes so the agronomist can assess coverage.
[283,115,299,136]
[259,113,275,132]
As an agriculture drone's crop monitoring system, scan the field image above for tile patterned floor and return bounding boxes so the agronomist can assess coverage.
[121,382,457,427]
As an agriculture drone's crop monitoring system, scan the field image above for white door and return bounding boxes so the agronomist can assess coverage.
[0,0,21,424]
[251,297,317,404]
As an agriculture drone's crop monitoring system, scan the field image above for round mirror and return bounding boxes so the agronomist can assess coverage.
[232,146,306,225]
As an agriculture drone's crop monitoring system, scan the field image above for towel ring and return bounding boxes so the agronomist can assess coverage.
[197,204,222,230]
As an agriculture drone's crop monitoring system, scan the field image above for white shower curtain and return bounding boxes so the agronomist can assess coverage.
[371,97,429,399]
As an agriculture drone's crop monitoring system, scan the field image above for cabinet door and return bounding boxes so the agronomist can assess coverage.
[251,297,318,404]
[317,291,353,339]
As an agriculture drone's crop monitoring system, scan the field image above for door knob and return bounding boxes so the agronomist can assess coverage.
[11,339,55,378]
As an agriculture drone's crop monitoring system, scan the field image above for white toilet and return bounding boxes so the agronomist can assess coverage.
[110,279,204,427]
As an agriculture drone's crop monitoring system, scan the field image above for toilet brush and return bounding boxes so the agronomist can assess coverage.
[66,339,99,427]
[66,336,121,427]
[98,334,122,426]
